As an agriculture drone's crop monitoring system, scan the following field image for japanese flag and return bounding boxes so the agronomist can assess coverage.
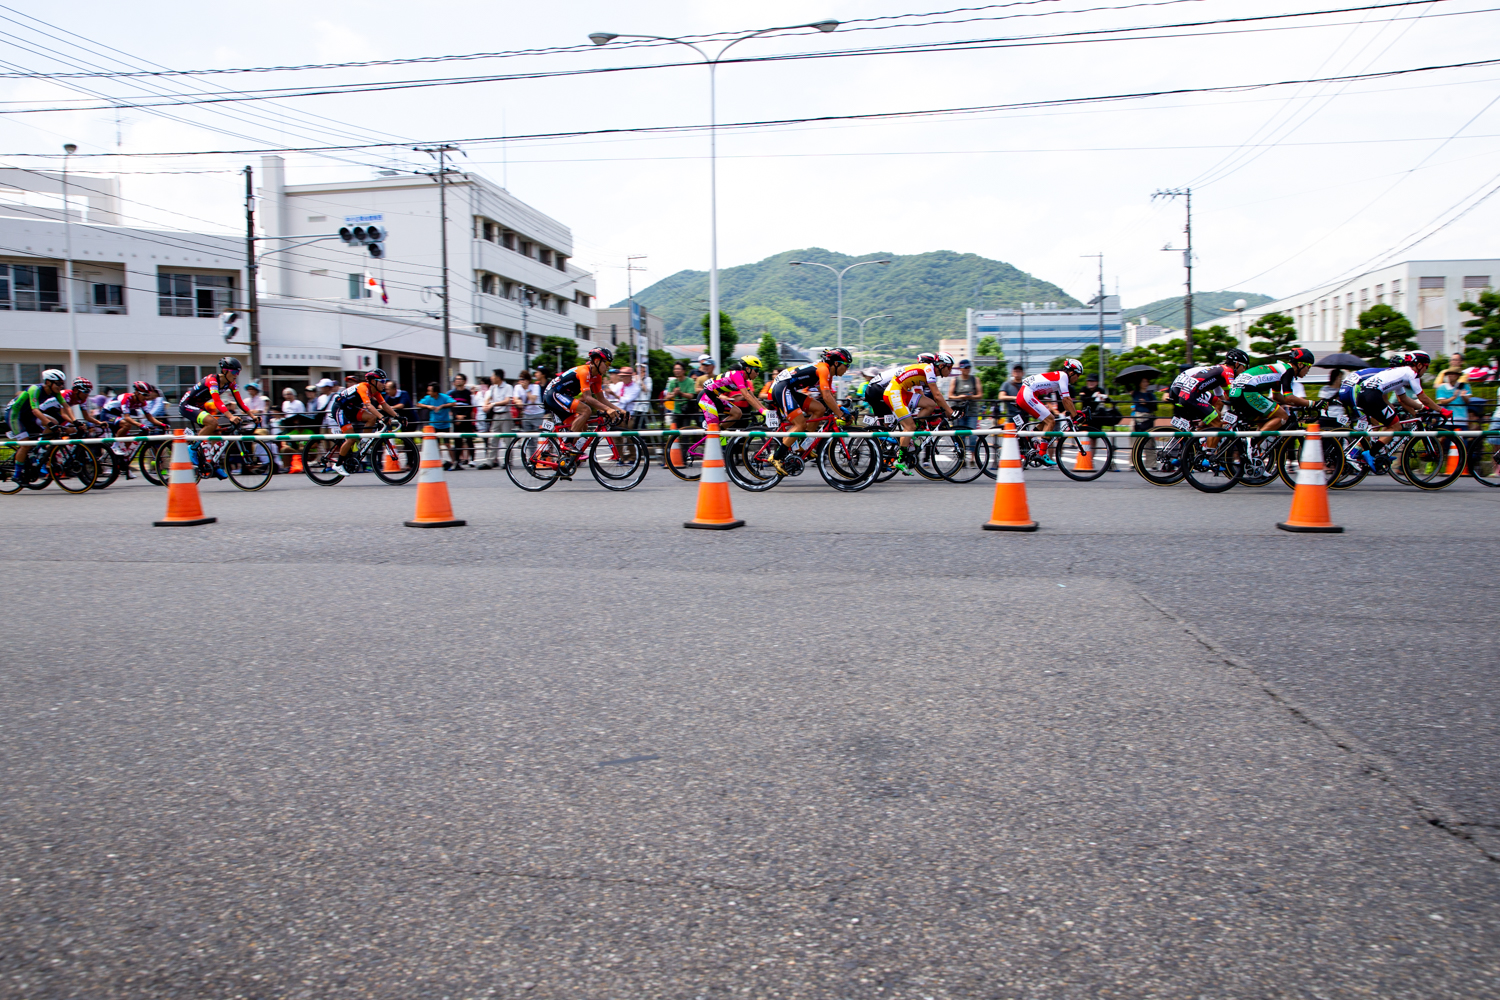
[364,272,388,304]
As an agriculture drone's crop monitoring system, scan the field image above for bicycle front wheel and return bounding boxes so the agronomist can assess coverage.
[1131,435,1184,486]
[660,431,703,482]
[1401,432,1463,490]
[372,436,420,485]
[1183,438,1242,493]
[300,439,346,485]
[589,434,649,491]
[91,445,123,489]
[1470,430,1500,487]
[818,436,879,491]
[226,439,276,491]
[1054,432,1113,482]
[48,444,98,493]
[504,437,561,492]
[936,434,990,484]
[0,440,22,494]
[725,437,782,492]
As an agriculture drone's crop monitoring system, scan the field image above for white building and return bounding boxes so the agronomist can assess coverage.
[258,156,596,398]
[1233,259,1498,360]
[967,298,1122,373]
[594,304,665,357]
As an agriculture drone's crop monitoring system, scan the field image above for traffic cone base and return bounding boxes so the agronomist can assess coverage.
[684,423,744,530]
[405,426,466,528]
[1073,439,1094,472]
[983,422,1039,531]
[154,429,216,527]
[1277,423,1342,533]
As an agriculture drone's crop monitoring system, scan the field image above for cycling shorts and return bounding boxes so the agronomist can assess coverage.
[178,402,212,427]
[1168,388,1216,423]
[862,382,893,418]
[771,381,805,417]
[541,388,586,420]
[697,392,743,425]
[1016,385,1052,422]
[7,404,42,440]
[1355,384,1396,424]
[1229,389,1276,416]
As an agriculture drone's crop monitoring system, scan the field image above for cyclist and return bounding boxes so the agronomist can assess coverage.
[1017,358,1084,463]
[105,381,169,436]
[178,357,256,477]
[1168,349,1249,442]
[542,347,626,451]
[1226,348,1314,432]
[861,351,957,473]
[771,347,852,474]
[698,355,770,430]
[64,378,108,437]
[5,368,69,481]
[1349,350,1446,470]
[329,368,405,477]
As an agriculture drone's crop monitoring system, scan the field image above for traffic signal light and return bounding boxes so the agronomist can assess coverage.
[219,310,241,342]
[339,225,386,257]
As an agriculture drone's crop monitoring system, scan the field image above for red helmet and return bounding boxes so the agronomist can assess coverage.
[365,368,387,382]
[1061,359,1084,376]
[132,380,153,395]
[588,347,613,364]
[822,348,852,366]
[917,352,938,364]
[1285,347,1315,366]
[72,377,93,393]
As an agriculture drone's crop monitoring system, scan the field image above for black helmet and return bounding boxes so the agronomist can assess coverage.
[1222,348,1250,369]
[218,356,242,373]
[822,347,852,366]
[1285,347,1315,366]
[588,347,613,364]
[365,368,387,382]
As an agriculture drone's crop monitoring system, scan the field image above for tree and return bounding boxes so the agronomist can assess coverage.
[529,335,579,379]
[978,363,1008,400]
[1460,290,1500,363]
[1246,312,1298,356]
[700,311,739,364]
[975,335,1001,358]
[646,349,675,399]
[612,342,636,367]
[1342,303,1418,364]
[757,332,781,378]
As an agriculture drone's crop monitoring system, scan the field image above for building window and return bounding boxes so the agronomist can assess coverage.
[556,298,568,316]
[93,283,125,311]
[500,230,515,251]
[538,248,552,267]
[480,325,498,348]
[1464,275,1491,290]
[159,272,235,317]
[1418,276,1446,330]
[575,325,592,341]
[480,273,498,295]
[555,254,568,272]
[519,240,533,258]
[1375,283,1384,304]
[96,364,128,391]
[0,263,63,311]
[157,364,215,401]
[574,290,592,307]
[347,273,372,299]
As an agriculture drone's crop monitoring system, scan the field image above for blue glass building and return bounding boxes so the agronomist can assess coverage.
[967,297,1121,374]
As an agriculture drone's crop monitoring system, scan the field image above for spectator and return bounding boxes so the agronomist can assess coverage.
[693,354,716,393]
[416,382,457,468]
[1130,377,1160,431]
[1320,368,1348,426]
[1435,370,1471,429]
[449,374,475,468]
[514,371,544,431]
[632,364,654,429]
[948,359,981,430]
[1078,373,1118,426]
[480,371,513,468]
[146,390,167,423]
[384,380,411,422]
[241,381,269,428]
[997,364,1025,423]
[666,362,698,431]
[277,388,307,466]
[614,366,642,427]
[311,378,338,433]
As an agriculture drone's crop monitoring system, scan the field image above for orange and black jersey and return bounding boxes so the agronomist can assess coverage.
[547,364,602,399]
[782,361,835,397]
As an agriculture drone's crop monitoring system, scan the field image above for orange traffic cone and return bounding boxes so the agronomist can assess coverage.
[684,422,744,530]
[153,429,216,527]
[383,440,402,473]
[983,422,1038,531]
[1444,442,1462,476]
[288,451,304,474]
[404,426,466,528]
[670,437,685,468]
[1277,424,1342,533]
[1074,436,1094,472]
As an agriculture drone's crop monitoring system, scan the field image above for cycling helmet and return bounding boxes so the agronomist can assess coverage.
[1406,350,1431,368]
[933,352,956,367]
[218,356,242,374]
[588,346,613,364]
[822,347,852,366]
[132,380,153,395]
[1222,348,1250,369]
[1061,358,1084,376]
[72,377,93,393]
[917,352,938,364]
[1284,347,1315,366]
[365,368,387,382]
[42,368,65,384]
[739,355,764,370]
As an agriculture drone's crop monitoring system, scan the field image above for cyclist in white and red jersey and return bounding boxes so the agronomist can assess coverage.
[1017,359,1084,457]
[105,380,169,436]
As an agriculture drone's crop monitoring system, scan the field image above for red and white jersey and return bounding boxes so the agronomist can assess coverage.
[1021,371,1071,399]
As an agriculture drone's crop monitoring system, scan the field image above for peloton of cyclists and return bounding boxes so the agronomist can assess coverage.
[329,368,406,477]
[771,347,853,475]
[104,381,170,437]
[1340,351,1446,472]
[862,351,957,474]
[1225,348,1315,433]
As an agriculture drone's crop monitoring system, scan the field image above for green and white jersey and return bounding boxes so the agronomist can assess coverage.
[1228,361,1294,397]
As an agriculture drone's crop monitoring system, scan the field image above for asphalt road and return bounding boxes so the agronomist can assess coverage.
[2,465,1497,999]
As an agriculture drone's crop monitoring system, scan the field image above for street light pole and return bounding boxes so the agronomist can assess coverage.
[850,313,891,364]
[418,144,460,385]
[1153,187,1194,364]
[787,258,891,349]
[62,144,79,380]
[590,21,839,368]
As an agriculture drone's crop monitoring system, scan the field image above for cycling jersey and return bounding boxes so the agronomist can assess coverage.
[1021,371,1072,398]
[1229,362,1294,396]
[783,361,836,397]
[865,363,936,419]
[1170,364,1235,399]
[331,382,386,426]
[180,373,248,415]
[701,369,753,401]
[1361,365,1422,401]
[542,364,603,419]
[6,384,62,439]
[1335,367,1385,417]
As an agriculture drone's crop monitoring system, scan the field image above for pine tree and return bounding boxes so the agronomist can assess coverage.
[1460,290,1500,363]
[756,332,781,378]
[1342,304,1418,364]
[1245,313,1298,356]
[700,311,739,364]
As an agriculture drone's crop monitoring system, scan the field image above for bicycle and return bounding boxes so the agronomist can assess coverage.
[1014,414,1114,482]
[505,411,649,492]
[728,408,879,492]
[0,425,98,494]
[301,418,419,487]
[151,418,276,492]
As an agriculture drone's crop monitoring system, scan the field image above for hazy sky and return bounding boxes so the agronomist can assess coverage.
[2,0,1497,311]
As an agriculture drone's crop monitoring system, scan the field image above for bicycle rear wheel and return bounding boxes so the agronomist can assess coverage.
[1183,438,1242,493]
[372,436,420,485]
[48,443,98,493]
[1469,430,1500,487]
[90,445,123,489]
[818,436,879,491]
[589,435,649,491]
[936,434,989,483]
[1131,435,1184,486]
[1054,432,1112,482]
[300,439,346,485]
[504,437,562,492]
[1401,432,1463,490]
[1236,437,1279,487]
[0,440,21,494]
[660,431,703,482]
[226,439,275,491]
[136,441,166,486]
[725,437,782,492]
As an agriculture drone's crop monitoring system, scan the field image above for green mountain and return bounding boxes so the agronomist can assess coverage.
[617,248,1081,352]
[1124,291,1275,329]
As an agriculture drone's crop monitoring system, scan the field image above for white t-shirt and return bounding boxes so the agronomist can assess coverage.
[515,383,542,416]
[614,381,642,410]
[280,398,306,415]
[1366,366,1422,400]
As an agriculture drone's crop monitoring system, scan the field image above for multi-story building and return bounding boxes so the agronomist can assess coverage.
[594,304,664,357]
[966,298,1122,374]
[258,156,596,399]
[1233,259,1499,360]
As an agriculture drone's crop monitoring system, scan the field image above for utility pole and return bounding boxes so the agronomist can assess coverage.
[1082,253,1105,386]
[244,165,261,383]
[418,145,460,385]
[1153,188,1194,364]
[626,255,647,367]
[62,144,78,380]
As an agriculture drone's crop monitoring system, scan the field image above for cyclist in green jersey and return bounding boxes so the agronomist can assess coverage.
[6,369,71,480]
[1226,347,1314,432]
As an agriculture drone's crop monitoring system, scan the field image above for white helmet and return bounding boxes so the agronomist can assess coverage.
[42,368,65,384]
[934,352,955,367]
[1061,358,1084,376]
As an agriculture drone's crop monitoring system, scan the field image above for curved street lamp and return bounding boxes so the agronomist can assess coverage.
[788,258,891,350]
[850,312,892,365]
[589,21,839,367]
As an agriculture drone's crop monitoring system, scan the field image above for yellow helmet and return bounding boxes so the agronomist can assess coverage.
[739,355,764,371]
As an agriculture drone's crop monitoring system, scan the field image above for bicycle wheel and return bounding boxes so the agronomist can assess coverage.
[1330,439,1369,490]
[48,443,98,493]
[90,445,123,489]
[1054,432,1112,482]
[1401,432,1463,490]
[504,436,561,492]
[300,439,346,485]
[912,437,947,481]
[725,437,782,492]
[660,431,704,482]
[372,436,420,485]
[872,436,901,483]
[589,435,649,491]
[226,439,276,491]
[136,441,166,486]
[818,436,879,491]
[1182,438,1243,493]
[936,434,990,484]
[1469,430,1500,487]
[1130,434,1185,486]
[1236,437,1279,487]
[0,440,21,494]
